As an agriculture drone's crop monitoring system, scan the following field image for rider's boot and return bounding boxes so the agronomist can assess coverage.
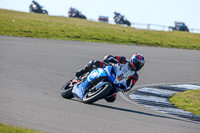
[75,62,93,78]
[75,69,86,78]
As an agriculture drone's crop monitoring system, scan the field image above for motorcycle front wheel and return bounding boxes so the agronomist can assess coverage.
[29,5,33,13]
[61,79,74,99]
[83,83,112,104]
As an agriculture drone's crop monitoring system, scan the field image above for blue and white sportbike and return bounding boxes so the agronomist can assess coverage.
[61,63,133,104]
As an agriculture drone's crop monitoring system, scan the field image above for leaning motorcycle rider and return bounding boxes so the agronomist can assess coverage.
[114,12,123,22]
[69,7,79,17]
[75,53,145,103]
[31,0,41,12]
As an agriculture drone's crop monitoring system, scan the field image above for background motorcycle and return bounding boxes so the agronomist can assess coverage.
[29,3,48,15]
[61,63,131,104]
[114,15,131,26]
[174,22,189,32]
[68,10,87,19]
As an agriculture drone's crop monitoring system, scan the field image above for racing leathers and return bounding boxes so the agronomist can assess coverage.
[75,55,139,102]
[32,1,42,12]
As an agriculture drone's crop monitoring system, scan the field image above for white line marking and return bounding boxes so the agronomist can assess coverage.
[121,83,200,120]
[170,84,200,90]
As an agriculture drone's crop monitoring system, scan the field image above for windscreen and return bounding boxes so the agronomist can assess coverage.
[120,62,131,78]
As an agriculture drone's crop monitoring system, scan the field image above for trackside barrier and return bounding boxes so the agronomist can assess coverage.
[131,23,200,34]
[90,19,200,34]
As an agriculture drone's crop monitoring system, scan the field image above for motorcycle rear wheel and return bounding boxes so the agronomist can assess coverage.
[43,10,48,15]
[81,15,87,20]
[61,79,74,99]
[83,83,112,104]
[125,21,131,26]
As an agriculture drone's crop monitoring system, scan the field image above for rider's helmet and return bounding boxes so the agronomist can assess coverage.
[129,53,145,71]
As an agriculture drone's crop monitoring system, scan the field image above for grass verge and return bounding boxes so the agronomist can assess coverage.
[0,123,45,133]
[0,9,200,50]
[169,89,200,115]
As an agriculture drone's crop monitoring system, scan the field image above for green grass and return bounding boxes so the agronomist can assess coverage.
[0,123,45,133]
[1,9,200,50]
[169,89,200,115]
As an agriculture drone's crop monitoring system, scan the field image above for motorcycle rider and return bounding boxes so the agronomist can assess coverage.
[31,0,41,13]
[114,11,123,23]
[69,7,79,17]
[178,23,189,31]
[75,53,145,102]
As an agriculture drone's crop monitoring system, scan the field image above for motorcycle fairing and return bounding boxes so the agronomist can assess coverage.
[72,66,113,99]
[103,66,116,83]
[72,65,128,100]
[72,82,86,99]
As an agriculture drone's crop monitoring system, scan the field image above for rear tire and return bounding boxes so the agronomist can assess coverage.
[125,21,131,26]
[83,83,112,104]
[82,15,87,20]
[61,79,74,99]
[43,10,48,15]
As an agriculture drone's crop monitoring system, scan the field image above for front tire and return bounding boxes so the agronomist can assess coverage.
[61,79,74,99]
[83,83,112,104]
[29,5,33,13]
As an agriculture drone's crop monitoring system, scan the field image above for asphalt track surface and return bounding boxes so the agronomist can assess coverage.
[0,36,200,133]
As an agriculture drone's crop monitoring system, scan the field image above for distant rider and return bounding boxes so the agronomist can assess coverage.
[75,53,145,102]
[69,7,79,17]
[114,12,123,23]
[31,0,42,12]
